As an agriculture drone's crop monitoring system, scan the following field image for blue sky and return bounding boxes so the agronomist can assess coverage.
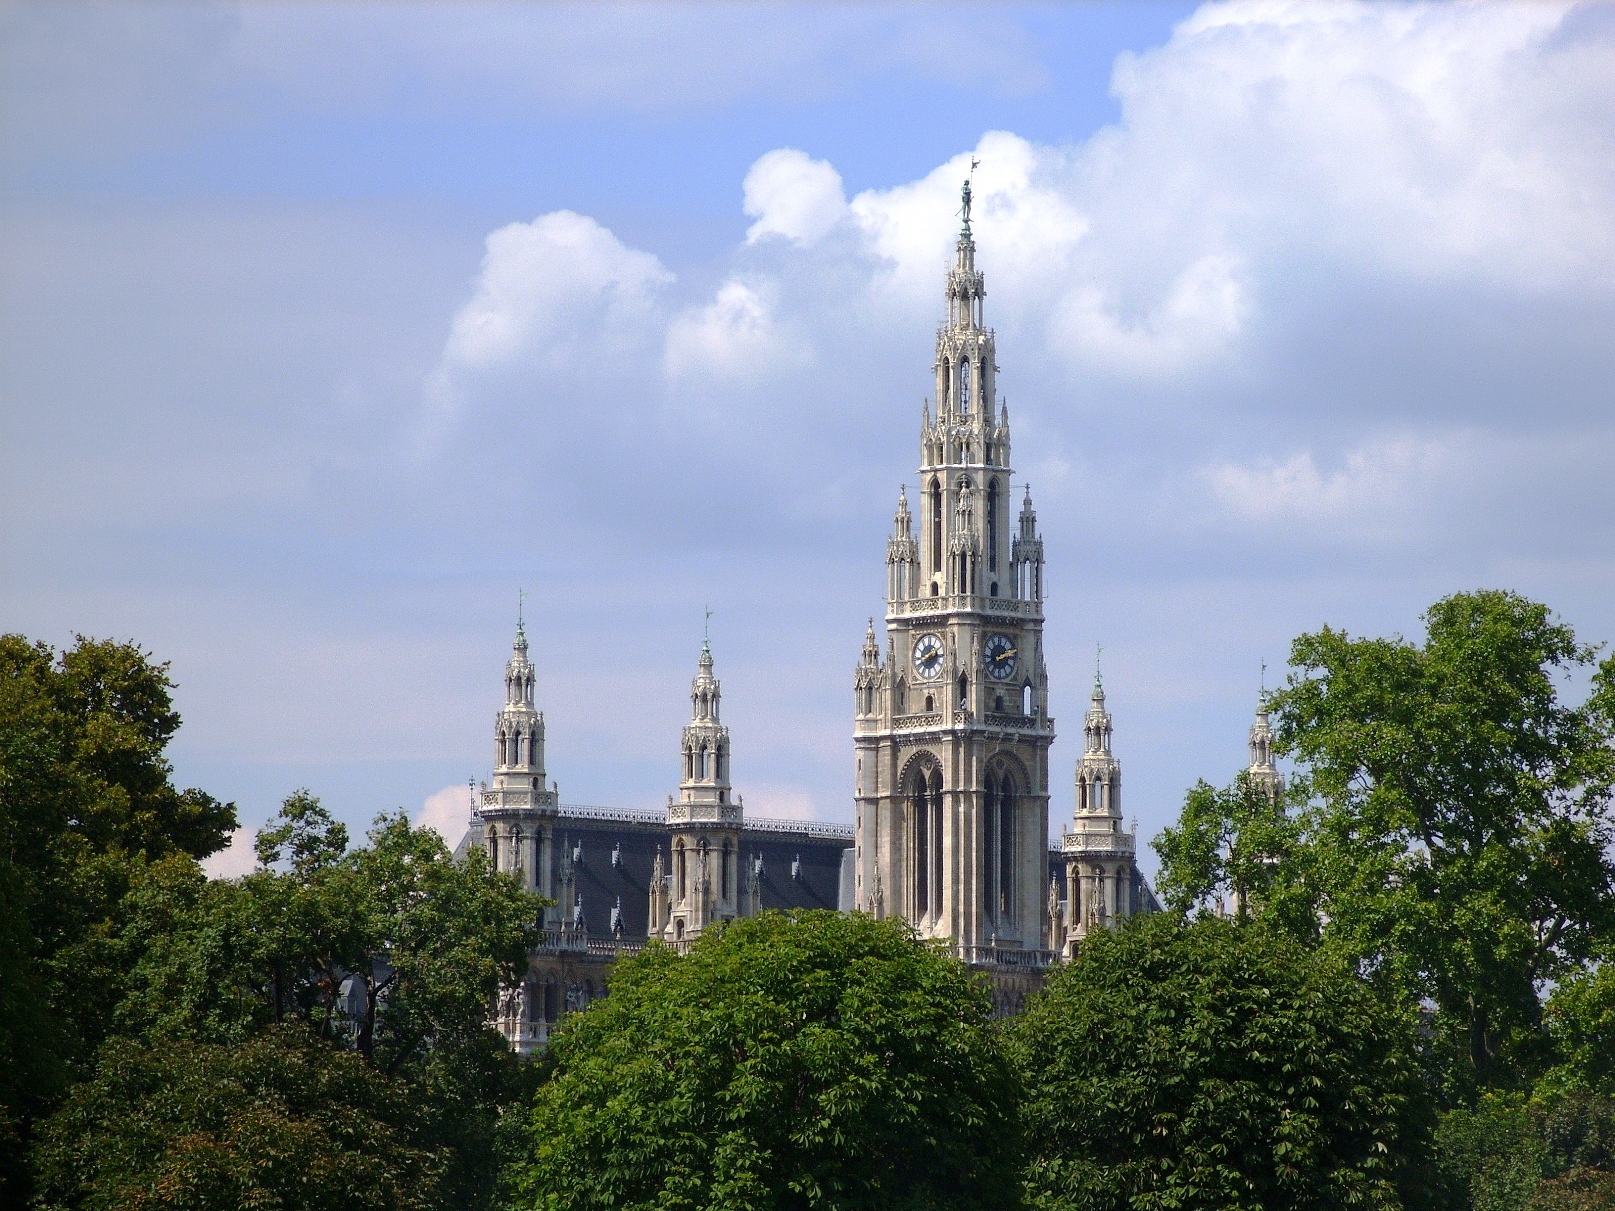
[3,1,1613,877]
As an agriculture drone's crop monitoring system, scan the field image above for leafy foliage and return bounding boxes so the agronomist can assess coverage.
[1270,591,1615,1091]
[30,1029,443,1211]
[93,791,547,1210]
[509,909,1021,1211]
[1153,770,1310,927]
[1435,1090,1615,1211]
[0,634,237,1199]
[1010,914,1437,1211]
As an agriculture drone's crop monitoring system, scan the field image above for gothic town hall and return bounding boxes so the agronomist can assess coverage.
[457,182,1279,1048]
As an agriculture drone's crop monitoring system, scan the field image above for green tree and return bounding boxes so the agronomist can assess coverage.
[1153,769,1310,926]
[29,1029,443,1211]
[508,910,1021,1211]
[1435,1089,1615,1211]
[1268,591,1615,1092]
[100,792,545,1209]
[0,634,236,1199]
[1010,914,1437,1211]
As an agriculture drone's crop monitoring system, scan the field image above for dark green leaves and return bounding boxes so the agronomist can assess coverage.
[511,910,1021,1211]
[1010,915,1435,1211]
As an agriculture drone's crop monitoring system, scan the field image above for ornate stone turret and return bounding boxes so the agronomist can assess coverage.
[854,177,1054,966]
[648,845,670,938]
[663,637,743,943]
[1248,695,1285,800]
[1061,665,1143,953]
[480,612,558,911]
[1011,486,1043,602]
[886,487,918,602]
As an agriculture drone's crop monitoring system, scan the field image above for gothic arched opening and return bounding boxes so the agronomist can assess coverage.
[985,758,1018,925]
[905,759,944,922]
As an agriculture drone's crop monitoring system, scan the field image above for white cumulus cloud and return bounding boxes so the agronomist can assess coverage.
[418,210,671,451]
[1201,434,1458,527]
[417,783,476,847]
[201,825,258,880]
[665,278,811,386]
[743,148,847,246]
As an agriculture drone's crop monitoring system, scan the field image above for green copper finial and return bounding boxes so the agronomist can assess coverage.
[1095,642,1103,690]
[516,587,527,638]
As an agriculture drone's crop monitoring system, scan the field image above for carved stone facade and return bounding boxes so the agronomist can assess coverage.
[853,183,1056,971]
[1051,674,1158,957]
[460,628,853,1055]
[655,639,745,943]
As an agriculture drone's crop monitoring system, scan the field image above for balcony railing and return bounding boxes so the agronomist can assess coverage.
[959,945,1056,969]
[889,594,1041,618]
[1060,830,1136,856]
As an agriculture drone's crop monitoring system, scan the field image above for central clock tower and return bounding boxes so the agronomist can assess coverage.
[853,180,1054,960]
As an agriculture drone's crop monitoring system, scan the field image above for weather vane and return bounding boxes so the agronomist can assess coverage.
[517,587,527,627]
[704,605,713,641]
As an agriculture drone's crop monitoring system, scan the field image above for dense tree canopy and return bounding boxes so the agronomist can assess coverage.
[1272,591,1615,1090]
[38,790,549,1211]
[1010,913,1437,1211]
[0,634,237,1198]
[30,1029,444,1211]
[508,910,1021,1211]
[1155,592,1615,1095]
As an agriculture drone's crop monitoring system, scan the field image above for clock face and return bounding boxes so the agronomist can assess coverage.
[912,633,945,681]
[983,633,1018,680]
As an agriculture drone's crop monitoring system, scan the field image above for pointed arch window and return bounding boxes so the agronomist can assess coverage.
[987,480,999,571]
[959,359,971,414]
[929,478,942,572]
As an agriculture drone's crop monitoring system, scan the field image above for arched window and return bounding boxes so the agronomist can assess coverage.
[958,673,969,710]
[676,843,687,902]
[930,479,942,572]
[721,840,731,900]
[699,743,709,779]
[999,772,1014,920]
[1022,682,1033,714]
[896,678,907,712]
[959,359,971,413]
[924,693,934,713]
[987,481,999,571]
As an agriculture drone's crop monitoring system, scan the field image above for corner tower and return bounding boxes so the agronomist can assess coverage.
[658,638,743,943]
[480,616,559,911]
[853,178,1055,961]
[1058,671,1145,953]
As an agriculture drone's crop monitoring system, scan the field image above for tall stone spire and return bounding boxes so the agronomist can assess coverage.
[854,178,1055,964]
[663,636,743,943]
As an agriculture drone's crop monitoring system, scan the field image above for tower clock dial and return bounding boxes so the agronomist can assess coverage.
[983,633,1018,680]
[912,633,945,680]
